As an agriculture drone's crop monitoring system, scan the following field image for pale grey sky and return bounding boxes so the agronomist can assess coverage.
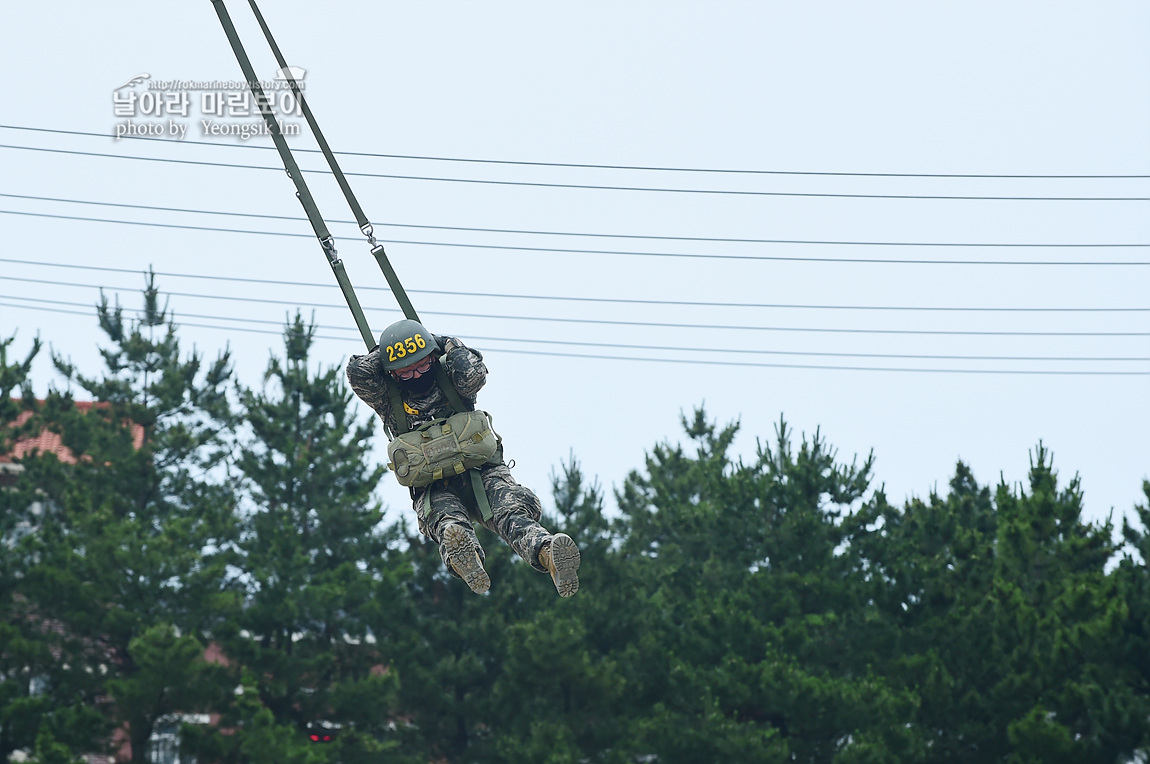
[1,1,1147,531]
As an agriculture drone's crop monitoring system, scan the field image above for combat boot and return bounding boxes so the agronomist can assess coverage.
[443,524,490,594]
[539,533,580,597]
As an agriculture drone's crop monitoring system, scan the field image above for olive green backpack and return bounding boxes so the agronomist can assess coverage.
[383,359,499,521]
[387,409,499,487]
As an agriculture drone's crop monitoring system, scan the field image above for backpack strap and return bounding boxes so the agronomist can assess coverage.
[384,375,408,436]
[432,357,472,413]
[469,469,494,523]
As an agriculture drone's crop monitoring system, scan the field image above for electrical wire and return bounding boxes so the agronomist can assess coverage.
[3,291,1147,362]
[3,211,1148,266]
[1,287,1146,339]
[4,268,1149,314]
[3,300,1146,376]
[4,124,1148,179]
[3,131,1146,375]
[3,143,1148,201]
[3,192,1147,249]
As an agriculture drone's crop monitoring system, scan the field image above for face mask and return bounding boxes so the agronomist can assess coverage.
[398,371,436,394]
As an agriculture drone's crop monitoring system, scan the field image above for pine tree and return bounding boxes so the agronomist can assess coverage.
[0,331,39,419]
[988,447,1138,763]
[1118,481,1150,760]
[372,504,506,763]
[0,332,48,760]
[5,278,238,761]
[485,456,630,763]
[606,409,914,763]
[853,447,1143,762]
[196,313,401,762]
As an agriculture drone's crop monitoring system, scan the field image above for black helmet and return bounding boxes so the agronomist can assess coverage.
[378,319,439,372]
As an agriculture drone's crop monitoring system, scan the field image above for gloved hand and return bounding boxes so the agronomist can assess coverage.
[433,334,456,353]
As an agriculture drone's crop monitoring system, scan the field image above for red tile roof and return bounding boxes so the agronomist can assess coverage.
[1,400,145,464]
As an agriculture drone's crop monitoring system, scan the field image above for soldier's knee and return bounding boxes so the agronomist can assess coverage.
[493,478,543,521]
[480,466,536,517]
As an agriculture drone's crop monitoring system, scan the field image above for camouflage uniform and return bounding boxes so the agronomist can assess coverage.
[346,336,552,577]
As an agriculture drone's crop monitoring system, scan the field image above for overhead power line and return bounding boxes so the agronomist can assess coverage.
[3,192,1147,249]
[3,299,1146,376]
[4,267,1149,314]
[3,143,1148,202]
[1,283,1146,338]
[6,275,1150,360]
[3,211,1148,267]
[2,292,1148,363]
[4,124,1148,180]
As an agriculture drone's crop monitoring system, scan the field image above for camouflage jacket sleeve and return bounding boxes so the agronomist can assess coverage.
[438,336,487,402]
[346,346,396,433]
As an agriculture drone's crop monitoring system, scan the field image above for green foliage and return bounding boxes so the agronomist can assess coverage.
[30,726,83,764]
[850,447,1141,763]
[0,332,43,758]
[0,331,40,421]
[189,313,402,760]
[5,288,1150,764]
[1117,481,1150,758]
[105,624,227,762]
[2,278,237,761]
[609,412,909,763]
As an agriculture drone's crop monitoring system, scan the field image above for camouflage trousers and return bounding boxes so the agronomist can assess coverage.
[414,462,552,576]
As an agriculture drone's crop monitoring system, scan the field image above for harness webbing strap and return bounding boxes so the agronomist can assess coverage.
[432,361,471,414]
[213,1,493,520]
[372,245,420,323]
[211,0,375,349]
[245,0,422,325]
[384,375,408,437]
[470,469,494,523]
[328,248,375,348]
[246,0,369,230]
[211,1,327,241]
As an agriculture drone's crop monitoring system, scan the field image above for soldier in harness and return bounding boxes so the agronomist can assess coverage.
[209,0,577,596]
[347,319,581,596]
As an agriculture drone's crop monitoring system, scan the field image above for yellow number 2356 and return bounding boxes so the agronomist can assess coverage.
[385,333,427,363]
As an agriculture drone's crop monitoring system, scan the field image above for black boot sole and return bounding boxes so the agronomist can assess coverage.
[549,533,580,598]
[444,524,490,594]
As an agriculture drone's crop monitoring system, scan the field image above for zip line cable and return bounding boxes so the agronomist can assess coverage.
[3,143,1148,202]
[5,124,1149,180]
[4,211,1148,267]
[2,293,1147,364]
[3,192,1148,249]
[5,268,1148,313]
[4,301,1147,377]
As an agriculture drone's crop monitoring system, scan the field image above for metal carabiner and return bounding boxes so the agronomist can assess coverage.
[360,222,377,248]
[320,235,339,263]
